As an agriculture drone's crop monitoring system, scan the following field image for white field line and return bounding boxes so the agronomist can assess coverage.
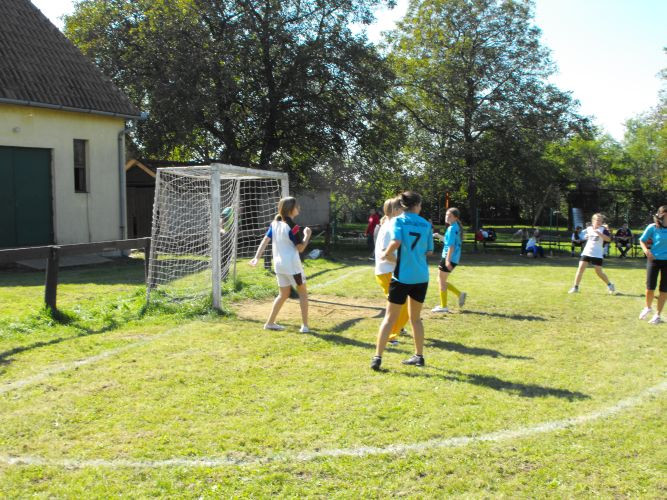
[0,327,184,395]
[309,267,368,290]
[1,379,665,469]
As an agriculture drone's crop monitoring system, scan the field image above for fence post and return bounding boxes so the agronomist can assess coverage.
[143,239,151,283]
[44,246,60,312]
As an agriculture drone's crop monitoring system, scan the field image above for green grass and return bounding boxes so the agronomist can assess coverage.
[0,251,665,497]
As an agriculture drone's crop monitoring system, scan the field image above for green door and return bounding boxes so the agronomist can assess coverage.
[0,147,53,247]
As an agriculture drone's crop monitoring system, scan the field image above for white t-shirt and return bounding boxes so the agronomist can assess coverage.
[582,226,605,258]
[374,221,396,275]
[268,220,304,275]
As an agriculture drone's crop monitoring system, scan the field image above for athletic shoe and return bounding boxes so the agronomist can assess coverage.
[648,315,663,325]
[458,292,467,307]
[263,323,285,331]
[607,283,616,294]
[431,305,450,313]
[568,286,579,294]
[639,307,653,320]
[402,354,425,367]
[388,339,399,346]
[299,325,310,333]
[370,356,382,371]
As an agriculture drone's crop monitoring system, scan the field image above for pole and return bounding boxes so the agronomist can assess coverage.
[211,166,222,310]
[44,246,60,312]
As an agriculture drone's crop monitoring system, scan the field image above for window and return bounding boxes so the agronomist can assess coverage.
[73,139,88,193]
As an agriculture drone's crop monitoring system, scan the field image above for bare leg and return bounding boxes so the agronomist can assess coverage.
[573,260,588,286]
[266,286,291,325]
[645,289,655,309]
[593,265,610,285]
[296,283,309,327]
[375,302,403,357]
[408,297,425,356]
[657,292,666,316]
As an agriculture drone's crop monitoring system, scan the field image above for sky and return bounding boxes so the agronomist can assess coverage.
[31,0,666,141]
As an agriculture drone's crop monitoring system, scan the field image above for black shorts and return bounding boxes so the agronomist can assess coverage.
[438,259,458,272]
[580,255,603,266]
[388,280,428,305]
[646,259,667,292]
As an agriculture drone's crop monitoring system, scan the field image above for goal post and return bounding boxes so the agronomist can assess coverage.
[146,163,288,310]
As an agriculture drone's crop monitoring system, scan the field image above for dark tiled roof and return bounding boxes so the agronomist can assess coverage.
[0,0,140,117]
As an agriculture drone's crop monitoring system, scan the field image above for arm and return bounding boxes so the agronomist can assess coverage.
[296,227,312,253]
[598,228,612,242]
[382,239,401,263]
[249,236,271,266]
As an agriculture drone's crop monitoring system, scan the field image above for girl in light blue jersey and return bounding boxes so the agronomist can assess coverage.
[432,207,467,313]
[638,205,667,324]
[371,191,434,371]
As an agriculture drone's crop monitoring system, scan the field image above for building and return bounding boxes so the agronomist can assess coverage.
[0,0,141,248]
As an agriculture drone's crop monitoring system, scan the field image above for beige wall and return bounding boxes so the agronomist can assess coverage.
[0,103,125,244]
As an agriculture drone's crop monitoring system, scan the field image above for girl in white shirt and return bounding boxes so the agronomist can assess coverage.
[568,213,615,294]
[250,197,312,332]
[374,197,408,344]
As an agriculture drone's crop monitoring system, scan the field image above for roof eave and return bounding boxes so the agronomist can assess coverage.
[0,97,142,120]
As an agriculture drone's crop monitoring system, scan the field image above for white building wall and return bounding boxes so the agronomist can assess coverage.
[0,103,125,244]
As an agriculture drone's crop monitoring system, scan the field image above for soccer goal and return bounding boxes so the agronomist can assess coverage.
[146,163,289,310]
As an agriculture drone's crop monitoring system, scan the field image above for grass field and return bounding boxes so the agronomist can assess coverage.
[0,249,665,497]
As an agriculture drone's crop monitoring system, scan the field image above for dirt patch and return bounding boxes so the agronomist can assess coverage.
[233,293,386,324]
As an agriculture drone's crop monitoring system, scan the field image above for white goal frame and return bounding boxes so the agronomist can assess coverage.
[146,163,288,310]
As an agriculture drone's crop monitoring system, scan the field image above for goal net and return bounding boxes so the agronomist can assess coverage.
[146,164,288,309]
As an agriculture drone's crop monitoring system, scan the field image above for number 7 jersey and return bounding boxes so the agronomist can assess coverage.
[390,212,434,284]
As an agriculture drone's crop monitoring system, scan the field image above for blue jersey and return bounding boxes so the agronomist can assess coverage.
[391,212,433,284]
[640,224,667,260]
[441,223,462,264]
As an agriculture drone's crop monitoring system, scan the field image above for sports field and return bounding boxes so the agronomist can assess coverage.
[0,251,665,497]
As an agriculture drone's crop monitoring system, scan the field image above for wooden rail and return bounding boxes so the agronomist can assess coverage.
[0,238,150,312]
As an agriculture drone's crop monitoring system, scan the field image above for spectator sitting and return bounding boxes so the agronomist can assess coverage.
[615,223,633,258]
[526,234,545,258]
[485,228,497,242]
[571,225,585,256]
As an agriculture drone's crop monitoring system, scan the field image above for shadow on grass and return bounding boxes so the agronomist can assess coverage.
[306,265,352,281]
[309,298,385,312]
[401,368,590,401]
[460,309,546,321]
[425,338,533,360]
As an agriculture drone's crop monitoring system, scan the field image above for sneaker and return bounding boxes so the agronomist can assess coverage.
[607,283,616,295]
[648,315,663,325]
[639,307,653,320]
[264,323,285,331]
[299,325,310,333]
[388,339,399,346]
[402,354,425,367]
[568,286,579,294]
[458,292,467,307]
[370,356,382,371]
[431,305,450,313]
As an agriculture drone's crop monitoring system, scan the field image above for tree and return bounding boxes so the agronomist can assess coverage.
[387,0,579,228]
[65,0,396,183]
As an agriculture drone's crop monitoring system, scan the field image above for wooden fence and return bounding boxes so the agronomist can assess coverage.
[0,238,150,312]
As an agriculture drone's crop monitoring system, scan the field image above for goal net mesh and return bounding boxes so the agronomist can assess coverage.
[146,165,284,305]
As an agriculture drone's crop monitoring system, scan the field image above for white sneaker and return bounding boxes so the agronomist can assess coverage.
[431,305,450,313]
[648,315,663,325]
[264,323,285,331]
[299,325,310,333]
[458,292,467,307]
[639,307,653,320]
[568,287,579,294]
[607,283,616,294]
